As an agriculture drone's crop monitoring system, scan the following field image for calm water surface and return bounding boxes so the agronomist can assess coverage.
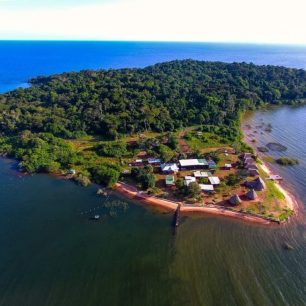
[0,41,306,306]
[1,157,306,306]
[1,41,306,92]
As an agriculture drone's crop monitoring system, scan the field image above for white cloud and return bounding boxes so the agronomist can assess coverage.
[0,0,305,44]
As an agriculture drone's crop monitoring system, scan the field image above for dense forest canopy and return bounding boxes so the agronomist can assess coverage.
[1,60,305,140]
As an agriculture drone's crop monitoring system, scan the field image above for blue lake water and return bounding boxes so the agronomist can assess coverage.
[0,41,306,306]
[1,41,306,92]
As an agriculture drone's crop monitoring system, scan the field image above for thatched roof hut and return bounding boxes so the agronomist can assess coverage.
[245,177,266,191]
[244,157,254,165]
[246,164,258,170]
[246,189,258,200]
[229,194,242,206]
[254,177,266,191]
[249,169,259,177]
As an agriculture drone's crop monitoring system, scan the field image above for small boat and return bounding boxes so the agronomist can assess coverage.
[268,175,283,181]
[90,214,100,221]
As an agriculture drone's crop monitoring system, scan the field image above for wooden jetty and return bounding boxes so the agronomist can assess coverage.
[173,204,181,227]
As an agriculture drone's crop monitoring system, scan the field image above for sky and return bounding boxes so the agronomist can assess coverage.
[0,0,306,44]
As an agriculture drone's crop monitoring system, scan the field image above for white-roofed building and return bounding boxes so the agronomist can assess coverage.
[147,158,162,165]
[160,163,179,173]
[224,163,232,169]
[179,159,208,169]
[208,176,220,185]
[199,184,214,192]
[193,171,211,178]
[184,176,196,186]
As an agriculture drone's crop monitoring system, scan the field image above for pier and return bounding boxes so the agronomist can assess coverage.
[173,204,181,228]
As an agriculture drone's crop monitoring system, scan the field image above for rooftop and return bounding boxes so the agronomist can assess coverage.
[179,159,208,167]
[208,176,220,185]
[165,175,175,185]
[193,171,212,178]
[199,184,214,191]
[161,163,179,172]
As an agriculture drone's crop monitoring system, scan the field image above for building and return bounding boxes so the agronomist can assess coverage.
[199,184,214,192]
[193,171,212,178]
[147,158,162,165]
[246,189,258,200]
[208,176,220,185]
[165,175,175,186]
[134,159,143,166]
[245,177,266,191]
[184,176,196,186]
[224,163,232,170]
[229,194,242,206]
[160,163,179,173]
[208,160,217,170]
[244,157,254,165]
[248,169,259,177]
[244,161,256,169]
[242,152,252,159]
[179,159,208,169]
[246,164,258,171]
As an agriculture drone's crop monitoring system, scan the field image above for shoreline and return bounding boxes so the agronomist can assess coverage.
[242,119,300,216]
[115,182,272,225]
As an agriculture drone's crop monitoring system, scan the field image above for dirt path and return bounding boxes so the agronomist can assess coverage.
[178,130,191,154]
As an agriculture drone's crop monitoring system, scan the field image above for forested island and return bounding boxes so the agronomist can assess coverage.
[0,60,305,221]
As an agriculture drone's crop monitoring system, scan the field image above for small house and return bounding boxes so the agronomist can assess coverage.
[245,177,266,191]
[208,176,220,185]
[246,189,258,200]
[134,159,144,166]
[165,175,175,186]
[208,160,217,170]
[147,158,162,165]
[161,163,179,174]
[184,176,196,186]
[224,163,232,170]
[248,169,259,177]
[199,184,214,192]
[241,152,252,159]
[229,194,242,206]
[244,157,254,165]
[193,171,211,178]
[246,164,258,170]
[244,161,256,169]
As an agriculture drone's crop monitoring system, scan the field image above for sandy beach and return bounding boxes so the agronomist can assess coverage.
[115,182,272,225]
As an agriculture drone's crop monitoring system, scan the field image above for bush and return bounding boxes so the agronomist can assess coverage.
[90,165,120,187]
[131,166,156,190]
[275,157,299,166]
[96,141,128,158]
[74,172,91,187]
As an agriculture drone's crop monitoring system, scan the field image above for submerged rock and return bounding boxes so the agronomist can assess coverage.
[97,188,108,196]
[266,142,287,152]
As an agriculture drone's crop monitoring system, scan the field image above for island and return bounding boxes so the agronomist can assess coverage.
[0,60,305,223]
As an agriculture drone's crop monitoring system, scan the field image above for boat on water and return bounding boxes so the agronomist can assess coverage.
[90,215,101,221]
[268,175,283,181]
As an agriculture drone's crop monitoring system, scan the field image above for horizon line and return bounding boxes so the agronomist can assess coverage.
[0,39,306,47]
